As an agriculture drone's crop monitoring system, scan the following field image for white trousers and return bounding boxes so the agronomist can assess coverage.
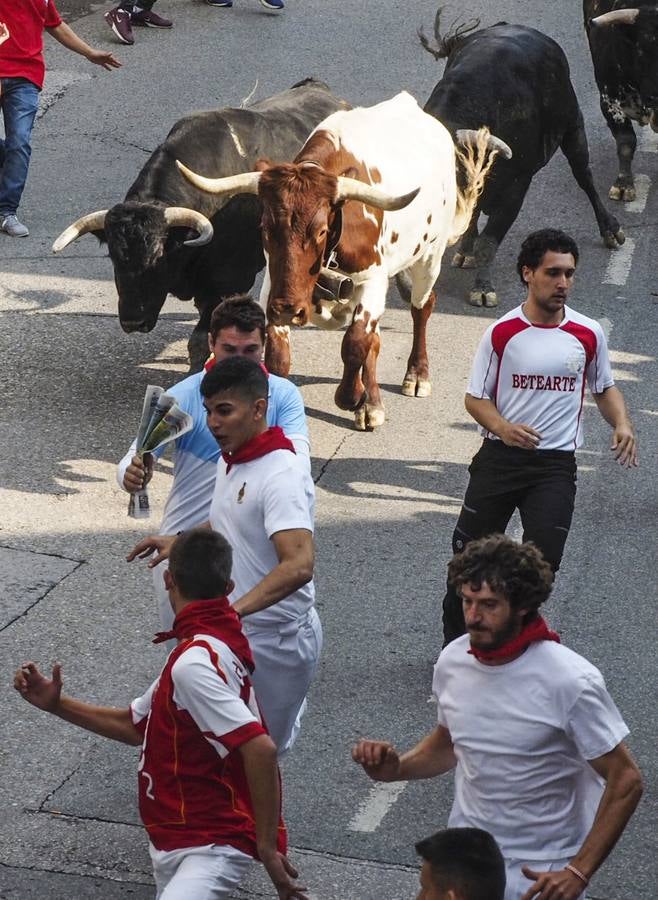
[246,608,323,756]
[504,857,586,900]
[150,842,253,900]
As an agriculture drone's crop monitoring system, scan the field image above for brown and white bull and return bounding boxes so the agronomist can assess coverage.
[177,92,504,429]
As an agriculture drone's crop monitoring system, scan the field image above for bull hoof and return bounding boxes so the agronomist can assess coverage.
[452,251,475,269]
[483,291,498,308]
[603,228,625,249]
[415,379,432,398]
[401,377,417,397]
[609,184,636,202]
[468,290,484,307]
[354,404,385,431]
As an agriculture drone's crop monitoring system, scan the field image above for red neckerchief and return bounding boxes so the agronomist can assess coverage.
[468,615,560,662]
[223,425,295,474]
[204,354,270,377]
[154,597,254,672]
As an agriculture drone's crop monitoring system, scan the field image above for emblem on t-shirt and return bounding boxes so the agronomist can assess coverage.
[237,482,246,504]
[565,346,586,374]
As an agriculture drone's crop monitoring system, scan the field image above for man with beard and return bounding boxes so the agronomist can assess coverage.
[353,535,642,900]
[441,229,637,645]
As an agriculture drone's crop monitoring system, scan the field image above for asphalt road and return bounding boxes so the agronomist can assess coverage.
[0,1,656,898]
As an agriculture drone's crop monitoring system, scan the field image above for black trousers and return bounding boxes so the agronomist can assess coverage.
[442,439,577,645]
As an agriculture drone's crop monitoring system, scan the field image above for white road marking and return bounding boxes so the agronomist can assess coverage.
[348,781,408,833]
[603,236,636,286]
[625,174,651,213]
[638,129,658,153]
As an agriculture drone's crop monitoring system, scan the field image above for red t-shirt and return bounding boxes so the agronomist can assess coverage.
[0,0,62,89]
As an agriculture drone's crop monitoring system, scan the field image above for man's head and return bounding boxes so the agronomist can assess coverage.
[165,528,233,610]
[415,828,505,900]
[208,295,266,363]
[516,229,579,315]
[448,535,554,651]
[200,356,269,454]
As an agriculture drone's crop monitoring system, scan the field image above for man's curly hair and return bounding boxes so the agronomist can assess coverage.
[448,535,554,621]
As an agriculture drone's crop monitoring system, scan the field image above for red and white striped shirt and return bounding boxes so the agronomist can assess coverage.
[467,305,614,451]
[131,635,287,856]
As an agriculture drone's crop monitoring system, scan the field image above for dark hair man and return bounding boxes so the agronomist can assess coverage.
[129,357,320,756]
[441,228,637,645]
[15,528,307,900]
[415,827,505,900]
[118,295,309,640]
[353,535,643,900]
[0,3,120,238]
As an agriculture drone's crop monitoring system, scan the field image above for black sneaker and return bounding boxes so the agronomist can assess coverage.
[104,7,135,44]
[131,9,173,27]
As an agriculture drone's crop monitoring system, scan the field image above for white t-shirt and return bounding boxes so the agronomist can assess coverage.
[209,448,315,629]
[433,636,629,860]
[467,305,614,450]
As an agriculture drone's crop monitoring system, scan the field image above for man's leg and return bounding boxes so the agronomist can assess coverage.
[0,79,39,234]
[441,443,518,644]
[518,455,577,575]
[150,843,253,900]
[247,609,322,755]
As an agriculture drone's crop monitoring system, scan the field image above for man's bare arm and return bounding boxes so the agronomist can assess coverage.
[521,742,643,900]
[352,726,457,782]
[593,386,638,467]
[465,394,541,449]
[47,23,121,70]
[233,529,314,618]
[14,663,142,746]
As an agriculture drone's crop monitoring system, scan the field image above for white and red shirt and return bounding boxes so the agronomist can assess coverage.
[0,1,62,89]
[130,634,287,856]
[467,304,614,450]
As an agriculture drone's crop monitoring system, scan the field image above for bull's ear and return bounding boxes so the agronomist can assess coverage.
[92,228,107,245]
[254,158,272,173]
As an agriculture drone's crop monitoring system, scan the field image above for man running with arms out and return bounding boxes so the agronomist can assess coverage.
[353,535,643,900]
[441,229,637,644]
[119,295,309,636]
[129,357,320,756]
[15,528,307,900]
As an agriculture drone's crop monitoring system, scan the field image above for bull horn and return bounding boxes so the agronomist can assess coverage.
[176,160,261,197]
[335,177,420,211]
[456,129,513,160]
[591,9,640,27]
[52,210,108,252]
[164,207,214,247]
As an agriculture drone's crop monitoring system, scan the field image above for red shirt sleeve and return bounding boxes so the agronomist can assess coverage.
[45,1,63,28]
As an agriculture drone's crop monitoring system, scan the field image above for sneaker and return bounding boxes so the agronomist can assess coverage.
[206,0,232,6]
[104,7,135,45]
[131,9,173,27]
[1,215,29,237]
[259,0,284,8]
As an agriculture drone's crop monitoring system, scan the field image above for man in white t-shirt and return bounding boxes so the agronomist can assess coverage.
[128,357,321,755]
[353,535,643,900]
[118,295,309,638]
[441,229,637,644]
[15,528,307,900]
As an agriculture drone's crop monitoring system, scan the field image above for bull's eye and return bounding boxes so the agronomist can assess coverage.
[317,227,328,242]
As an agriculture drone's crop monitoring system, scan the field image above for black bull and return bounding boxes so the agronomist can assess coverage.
[584,1,658,201]
[420,15,624,308]
[53,79,348,371]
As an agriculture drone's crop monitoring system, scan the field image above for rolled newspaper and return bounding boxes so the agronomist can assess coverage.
[128,386,193,519]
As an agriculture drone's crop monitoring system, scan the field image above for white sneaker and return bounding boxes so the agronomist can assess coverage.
[1,215,29,237]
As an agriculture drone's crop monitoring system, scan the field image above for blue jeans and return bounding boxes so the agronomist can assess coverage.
[0,78,40,218]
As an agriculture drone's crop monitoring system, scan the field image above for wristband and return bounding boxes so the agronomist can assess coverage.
[565,863,589,886]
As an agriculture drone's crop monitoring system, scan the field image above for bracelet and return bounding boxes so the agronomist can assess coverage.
[565,863,589,886]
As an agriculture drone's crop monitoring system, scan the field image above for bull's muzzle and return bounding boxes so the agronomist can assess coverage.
[268,300,308,327]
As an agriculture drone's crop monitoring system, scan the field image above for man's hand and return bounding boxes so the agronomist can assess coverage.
[521,865,586,900]
[123,453,153,493]
[14,662,63,713]
[0,22,10,46]
[611,423,638,468]
[352,740,401,782]
[499,422,541,450]
[86,48,122,70]
[126,534,175,568]
[259,849,308,900]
